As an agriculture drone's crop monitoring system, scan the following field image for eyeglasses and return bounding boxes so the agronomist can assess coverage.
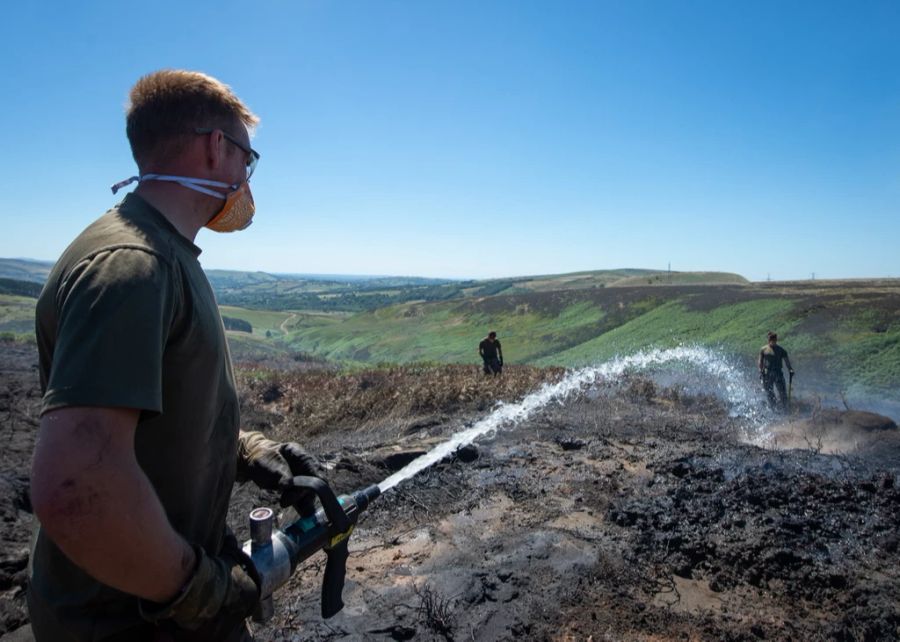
[196,127,260,180]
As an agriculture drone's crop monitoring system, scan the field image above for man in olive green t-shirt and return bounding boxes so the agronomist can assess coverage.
[29,70,320,642]
[758,331,795,412]
[478,331,503,375]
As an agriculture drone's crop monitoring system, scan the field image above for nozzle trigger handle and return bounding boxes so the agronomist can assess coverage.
[321,539,350,618]
[285,476,354,618]
[285,476,350,532]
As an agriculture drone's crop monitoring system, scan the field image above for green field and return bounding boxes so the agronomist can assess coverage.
[279,281,900,399]
[219,305,300,338]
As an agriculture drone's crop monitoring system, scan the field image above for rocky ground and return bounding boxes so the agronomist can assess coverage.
[2,339,900,641]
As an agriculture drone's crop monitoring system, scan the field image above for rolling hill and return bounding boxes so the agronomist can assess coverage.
[272,280,900,402]
[0,258,53,283]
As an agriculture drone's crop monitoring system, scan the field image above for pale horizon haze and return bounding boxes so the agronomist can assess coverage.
[1,1,898,282]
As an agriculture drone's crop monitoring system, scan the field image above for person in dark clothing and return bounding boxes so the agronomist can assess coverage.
[479,331,503,375]
[758,331,795,411]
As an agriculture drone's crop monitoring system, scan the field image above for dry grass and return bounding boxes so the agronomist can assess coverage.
[413,583,457,638]
[236,364,566,440]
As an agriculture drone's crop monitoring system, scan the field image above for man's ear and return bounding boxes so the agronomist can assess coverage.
[202,129,227,171]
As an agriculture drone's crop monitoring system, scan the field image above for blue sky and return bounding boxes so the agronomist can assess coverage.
[1,1,897,281]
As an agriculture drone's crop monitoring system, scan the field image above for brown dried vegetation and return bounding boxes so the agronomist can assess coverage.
[236,364,565,440]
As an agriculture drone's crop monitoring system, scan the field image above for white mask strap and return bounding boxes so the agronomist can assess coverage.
[110,174,233,199]
[140,174,231,199]
[111,176,139,195]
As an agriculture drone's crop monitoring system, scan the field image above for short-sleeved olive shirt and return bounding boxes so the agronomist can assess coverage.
[759,344,789,375]
[29,193,240,640]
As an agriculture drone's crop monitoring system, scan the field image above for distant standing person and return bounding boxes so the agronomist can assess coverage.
[758,331,795,411]
[479,331,503,375]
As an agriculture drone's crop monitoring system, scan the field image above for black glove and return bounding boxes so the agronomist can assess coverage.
[140,541,260,641]
[238,431,321,509]
[789,369,795,377]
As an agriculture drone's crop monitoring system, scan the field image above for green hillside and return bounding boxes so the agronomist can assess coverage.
[280,287,670,364]
[281,281,900,398]
[539,298,798,366]
[208,267,749,312]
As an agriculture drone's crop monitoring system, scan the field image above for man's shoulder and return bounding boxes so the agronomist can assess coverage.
[48,196,190,285]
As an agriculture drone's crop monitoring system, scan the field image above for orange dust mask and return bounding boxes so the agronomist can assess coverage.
[111,174,256,233]
[204,181,255,232]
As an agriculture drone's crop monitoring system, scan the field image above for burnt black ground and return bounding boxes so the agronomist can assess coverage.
[0,341,39,636]
[232,381,900,641]
[2,341,899,641]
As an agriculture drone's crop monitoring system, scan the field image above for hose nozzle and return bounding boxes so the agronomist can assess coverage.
[352,484,381,512]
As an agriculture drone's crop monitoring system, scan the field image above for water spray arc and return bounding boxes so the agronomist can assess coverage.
[379,345,765,492]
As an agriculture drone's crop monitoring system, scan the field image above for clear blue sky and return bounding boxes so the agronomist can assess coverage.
[1,1,897,281]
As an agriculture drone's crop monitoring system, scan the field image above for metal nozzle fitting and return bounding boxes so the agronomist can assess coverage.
[250,507,274,549]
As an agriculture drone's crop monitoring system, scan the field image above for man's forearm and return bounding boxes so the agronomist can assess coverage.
[32,409,196,603]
